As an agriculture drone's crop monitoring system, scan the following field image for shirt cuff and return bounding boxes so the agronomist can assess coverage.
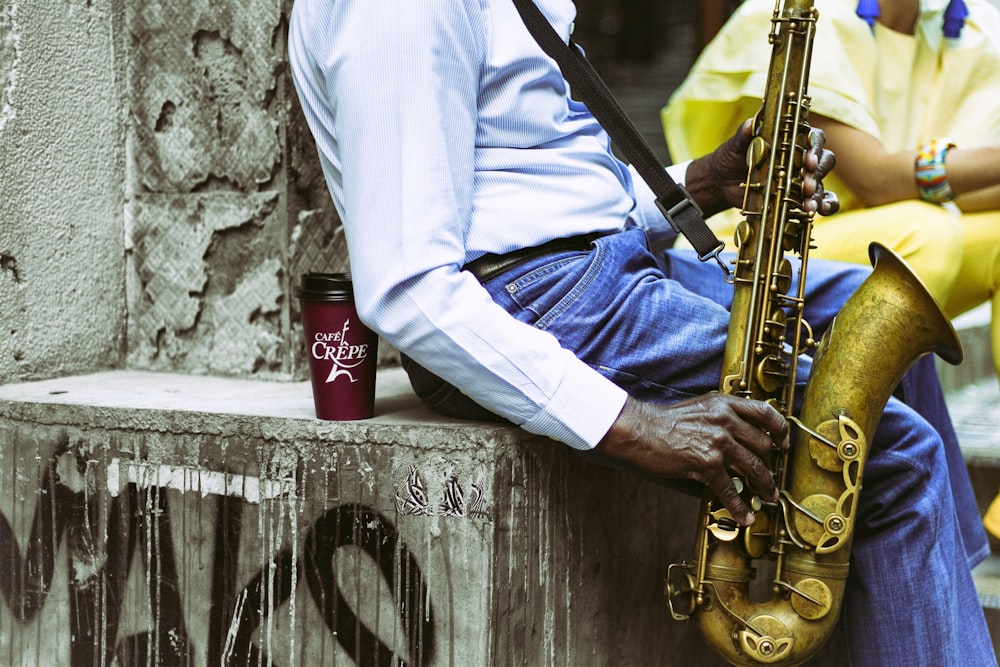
[666,160,690,186]
[520,358,628,451]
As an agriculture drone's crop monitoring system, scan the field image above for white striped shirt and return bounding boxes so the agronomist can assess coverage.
[288,0,687,449]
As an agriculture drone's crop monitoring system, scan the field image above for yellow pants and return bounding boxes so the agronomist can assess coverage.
[678,201,1000,376]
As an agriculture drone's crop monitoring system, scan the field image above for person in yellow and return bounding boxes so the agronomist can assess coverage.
[663,0,1000,536]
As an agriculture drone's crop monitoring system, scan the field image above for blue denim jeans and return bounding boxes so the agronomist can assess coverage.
[406,228,994,666]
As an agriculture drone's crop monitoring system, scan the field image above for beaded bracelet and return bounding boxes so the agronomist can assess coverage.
[914,138,957,204]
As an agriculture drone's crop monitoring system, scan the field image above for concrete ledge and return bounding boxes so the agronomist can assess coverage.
[938,306,994,394]
[0,368,526,450]
[950,378,1000,467]
[0,369,733,666]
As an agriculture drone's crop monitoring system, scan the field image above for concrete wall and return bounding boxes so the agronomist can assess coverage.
[0,0,128,383]
[123,0,349,381]
[0,0,370,387]
[0,371,758,667]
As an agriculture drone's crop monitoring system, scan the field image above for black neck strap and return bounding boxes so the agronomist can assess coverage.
[512,0,726,267]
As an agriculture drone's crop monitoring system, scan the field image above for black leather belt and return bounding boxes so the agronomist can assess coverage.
[463,231,613,283]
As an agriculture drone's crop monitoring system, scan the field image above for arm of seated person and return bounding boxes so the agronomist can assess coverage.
[812,114,1000,211]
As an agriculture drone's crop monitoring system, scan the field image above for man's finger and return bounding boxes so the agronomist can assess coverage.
[726,396,790,449]
[726,439,778,502]
[708,471,754,526]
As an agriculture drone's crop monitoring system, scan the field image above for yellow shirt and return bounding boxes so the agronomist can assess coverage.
[662,0,1000,212]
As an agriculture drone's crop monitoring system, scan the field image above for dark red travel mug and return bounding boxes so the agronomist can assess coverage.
[296,273,378,420]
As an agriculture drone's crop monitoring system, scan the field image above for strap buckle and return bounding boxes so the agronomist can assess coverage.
[657,194,699,233]
[656,194,731,280]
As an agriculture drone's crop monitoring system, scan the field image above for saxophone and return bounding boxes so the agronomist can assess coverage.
[665,2,964,664]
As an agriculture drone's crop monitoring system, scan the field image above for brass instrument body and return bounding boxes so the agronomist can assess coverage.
[666,2,963,665]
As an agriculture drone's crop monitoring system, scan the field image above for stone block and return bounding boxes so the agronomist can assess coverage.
[0,0,128,384]
[0,369,731,666]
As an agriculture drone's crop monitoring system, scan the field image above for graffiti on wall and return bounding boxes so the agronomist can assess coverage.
[0,433,443,667]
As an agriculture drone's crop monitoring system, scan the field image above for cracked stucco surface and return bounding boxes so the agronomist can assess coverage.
[125,0,355,379]
[127,192,285,375]
[129,3,282,193]
[1,0,364,384]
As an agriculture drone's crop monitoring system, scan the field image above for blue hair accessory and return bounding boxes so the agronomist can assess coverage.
[857,0,967,39]
[856,0,880,30]
[943,0,968,38]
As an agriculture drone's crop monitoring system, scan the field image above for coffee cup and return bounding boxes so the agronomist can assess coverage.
[296,273,378,420]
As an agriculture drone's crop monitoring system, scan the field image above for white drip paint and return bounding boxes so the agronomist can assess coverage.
[106,458,295,503]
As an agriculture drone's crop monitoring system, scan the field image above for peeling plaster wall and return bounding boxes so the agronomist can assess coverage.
[125,0,292,378]
[0,0,391,386]
[124,0,373,380]
[0,0,128,383]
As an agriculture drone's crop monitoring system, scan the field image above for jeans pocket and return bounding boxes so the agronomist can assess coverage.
[501,248,600,330]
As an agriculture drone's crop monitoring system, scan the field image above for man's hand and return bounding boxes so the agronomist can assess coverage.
[685,118,840,219]
[593,394,789,526]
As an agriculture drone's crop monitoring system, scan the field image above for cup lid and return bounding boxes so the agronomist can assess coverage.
[296,272,354,302]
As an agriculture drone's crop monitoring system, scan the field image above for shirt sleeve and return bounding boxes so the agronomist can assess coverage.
[289,0,627,450]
